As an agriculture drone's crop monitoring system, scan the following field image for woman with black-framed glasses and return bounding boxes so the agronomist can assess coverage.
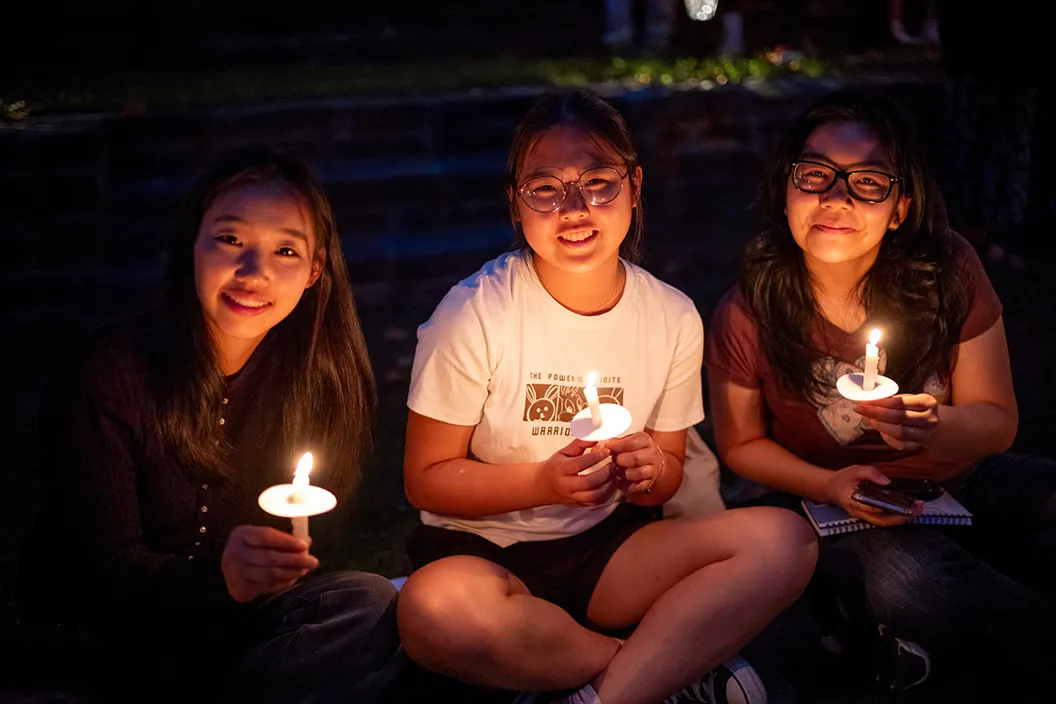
[707,90,1056,700]
[789,160,900,203]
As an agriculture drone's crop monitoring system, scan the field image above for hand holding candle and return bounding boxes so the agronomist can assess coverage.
[221,524,319,603]
[258,452,336,543]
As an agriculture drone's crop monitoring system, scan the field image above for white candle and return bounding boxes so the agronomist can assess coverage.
[258,452,335,547]
[289,452,312,543]
[584,372,604,429]
[863,329,881,391]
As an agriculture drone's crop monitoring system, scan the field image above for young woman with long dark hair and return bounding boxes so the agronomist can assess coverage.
[21,148,402,701]
[707,90,1056,699]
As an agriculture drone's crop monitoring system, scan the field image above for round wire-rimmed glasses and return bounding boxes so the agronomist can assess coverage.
[517,166,629,214]
[791,160,901,203]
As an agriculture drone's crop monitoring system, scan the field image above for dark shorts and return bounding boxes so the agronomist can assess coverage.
[407,503,656,626]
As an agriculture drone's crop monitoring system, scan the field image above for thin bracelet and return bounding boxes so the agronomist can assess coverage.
[642,440,666,495]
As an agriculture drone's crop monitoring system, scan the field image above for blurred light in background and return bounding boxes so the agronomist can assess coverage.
[685,0,719,21]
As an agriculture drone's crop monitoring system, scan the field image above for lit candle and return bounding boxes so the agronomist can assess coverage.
[863,329,881,392]
[584,372,604,429]
[289,452,313,542]
[258,451,336,547]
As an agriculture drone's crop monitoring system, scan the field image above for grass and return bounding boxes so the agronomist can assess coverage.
[1,53,845,119]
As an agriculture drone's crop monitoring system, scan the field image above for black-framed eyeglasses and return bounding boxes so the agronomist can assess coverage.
[517,166,629,214]
[791,160,901,203]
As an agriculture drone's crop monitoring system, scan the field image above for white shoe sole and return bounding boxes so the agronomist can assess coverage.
[709,655,768,704]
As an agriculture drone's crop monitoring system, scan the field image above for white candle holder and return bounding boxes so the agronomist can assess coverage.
[837,372,899,402]
[258,484,337,541]
[570,403,632,476]
[570,403,632,442]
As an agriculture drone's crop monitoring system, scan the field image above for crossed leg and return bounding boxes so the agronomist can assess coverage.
[397,506,817,704]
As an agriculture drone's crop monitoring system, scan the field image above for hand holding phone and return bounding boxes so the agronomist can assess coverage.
[824,465,921,527]
[852,482,924,516]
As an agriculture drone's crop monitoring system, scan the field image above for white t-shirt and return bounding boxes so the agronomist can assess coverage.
[407,251,705,547]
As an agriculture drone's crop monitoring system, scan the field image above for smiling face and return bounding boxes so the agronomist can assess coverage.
[785,121,910,269]
[512,126,640,276]
[192,180,323,362]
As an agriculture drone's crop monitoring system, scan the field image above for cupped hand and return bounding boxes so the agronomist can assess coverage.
[221,525,319,603]
[856,393,940,452]
[605,431,664,494]
[540,437,617,507]
[823,465,918,527]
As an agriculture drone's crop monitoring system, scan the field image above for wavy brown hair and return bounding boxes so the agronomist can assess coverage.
[153,147,375,496]
[742,90,970,401]
[506,88,645,264]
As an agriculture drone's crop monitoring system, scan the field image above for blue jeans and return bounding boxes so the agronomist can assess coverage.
[224,571,405,703]
[817,453,1056,695]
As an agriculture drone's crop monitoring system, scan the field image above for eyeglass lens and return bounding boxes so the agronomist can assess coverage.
[793,162,894,202]
[520,167,624,213]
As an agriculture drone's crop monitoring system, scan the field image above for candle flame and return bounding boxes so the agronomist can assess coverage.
[585,371,597,388]
[869,329,881,346]
[293,452,313,488]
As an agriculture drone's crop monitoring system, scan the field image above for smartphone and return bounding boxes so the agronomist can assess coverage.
[884,477,944,501]
[852,482,920,515]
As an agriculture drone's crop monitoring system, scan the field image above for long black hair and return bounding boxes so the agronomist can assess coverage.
[742,90,970,400]
[506,88,645,264]
[152,147,375,495]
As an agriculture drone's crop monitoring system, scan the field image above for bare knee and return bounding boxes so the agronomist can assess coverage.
[397,556,512,670]
[729,506,818,597]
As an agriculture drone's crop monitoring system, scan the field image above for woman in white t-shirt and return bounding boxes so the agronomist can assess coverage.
[396,89,818,704]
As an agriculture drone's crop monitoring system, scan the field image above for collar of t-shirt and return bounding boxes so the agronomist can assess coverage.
[520,255,639,330]
[814,315,874,365]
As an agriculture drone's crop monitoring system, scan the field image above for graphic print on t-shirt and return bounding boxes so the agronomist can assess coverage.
[810,351,887,445]
[522,376,625,438]
[809,351,949,445]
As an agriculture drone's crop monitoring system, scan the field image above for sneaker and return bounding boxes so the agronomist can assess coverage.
[665,655,768,704]
[664,674,711,703]
[874,623,930,692]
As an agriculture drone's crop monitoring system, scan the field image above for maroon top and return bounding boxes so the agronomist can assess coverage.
[705,233,1003,482]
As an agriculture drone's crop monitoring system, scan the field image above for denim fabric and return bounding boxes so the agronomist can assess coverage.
[817,453,1056,697]
[223,571,405,704]
[737,454,1056,701]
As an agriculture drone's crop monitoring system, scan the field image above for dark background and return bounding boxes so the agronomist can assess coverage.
[1,1,1052,698]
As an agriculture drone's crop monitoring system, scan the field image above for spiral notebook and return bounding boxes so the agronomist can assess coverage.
[801,492,973,537]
